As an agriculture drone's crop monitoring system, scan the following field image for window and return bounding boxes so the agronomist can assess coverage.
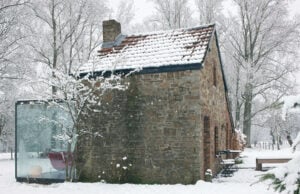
[226,123,230,148]
[204,116,210,132]
[214,127,219,154]
[213,65,217,87]
[203,116,211,174]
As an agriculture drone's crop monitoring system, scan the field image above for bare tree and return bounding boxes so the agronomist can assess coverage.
[23,0,127,181]
[0,0,29,83]
[226,0,300,147]
[194,0,224,24]
[44,69,127,181]
[0,0,30,153]
[27,0,108,97]
[0,114,6,138]
[148,0,193,30]
[115,0,135,33]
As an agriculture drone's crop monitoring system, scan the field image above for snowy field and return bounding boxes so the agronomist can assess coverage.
[0,148,298,194]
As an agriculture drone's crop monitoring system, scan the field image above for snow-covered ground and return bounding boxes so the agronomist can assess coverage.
[0,148,298,194]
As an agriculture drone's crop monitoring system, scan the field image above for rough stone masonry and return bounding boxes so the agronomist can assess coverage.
[76,20,239,184]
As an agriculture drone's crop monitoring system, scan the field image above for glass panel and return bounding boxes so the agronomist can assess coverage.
[16,101,74,181]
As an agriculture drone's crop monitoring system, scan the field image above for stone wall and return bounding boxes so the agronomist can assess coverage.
[199,35,234,177]
[77,70,203,184]
[76,33,235,183]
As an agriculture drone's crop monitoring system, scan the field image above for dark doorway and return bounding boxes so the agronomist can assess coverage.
[203,116,210,176]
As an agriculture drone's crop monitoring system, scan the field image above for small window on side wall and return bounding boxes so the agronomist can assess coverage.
[214,126,219,155]
[213,65,217,87]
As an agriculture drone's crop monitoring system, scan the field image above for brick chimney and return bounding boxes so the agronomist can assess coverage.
[103,19,121,43]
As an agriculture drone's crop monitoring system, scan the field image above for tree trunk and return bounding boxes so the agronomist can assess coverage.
[235,100,240,129]
[277,136,281,150]
[234,64,241,130]
[243,82,253,147]
[270,130,275,148]
[11,148,13,160]
[51,0,58,97]
[287,134,293,146]
[65,142,72,182]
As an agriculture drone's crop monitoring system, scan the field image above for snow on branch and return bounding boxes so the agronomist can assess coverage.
[281,94,300,120]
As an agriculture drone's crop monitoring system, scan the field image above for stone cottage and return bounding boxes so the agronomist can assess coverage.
[76,20,240,184]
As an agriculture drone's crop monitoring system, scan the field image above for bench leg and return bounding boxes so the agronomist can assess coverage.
[256,163,262,171]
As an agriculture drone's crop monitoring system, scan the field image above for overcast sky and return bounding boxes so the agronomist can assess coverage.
[108,0,300,24]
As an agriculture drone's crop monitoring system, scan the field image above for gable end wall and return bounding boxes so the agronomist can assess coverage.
[199,34,234,177]
[77,70,203,184]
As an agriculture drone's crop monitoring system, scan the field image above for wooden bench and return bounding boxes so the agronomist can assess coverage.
[255,158,292,171]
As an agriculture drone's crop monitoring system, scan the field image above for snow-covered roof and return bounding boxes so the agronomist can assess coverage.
[79,24,215,74]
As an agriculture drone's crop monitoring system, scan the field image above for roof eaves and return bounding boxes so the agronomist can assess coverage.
[79,62,203,79]
[214,29,235,131]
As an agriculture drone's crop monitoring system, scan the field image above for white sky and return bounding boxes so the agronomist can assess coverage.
[108,0,300,23]
[107,0,154,23]
[132,0,155,23]
[289,0,300,16]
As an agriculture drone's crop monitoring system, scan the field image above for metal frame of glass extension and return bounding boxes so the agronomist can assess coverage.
[15,100,74,183]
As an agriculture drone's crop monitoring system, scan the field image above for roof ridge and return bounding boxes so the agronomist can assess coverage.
[126,23,216,37]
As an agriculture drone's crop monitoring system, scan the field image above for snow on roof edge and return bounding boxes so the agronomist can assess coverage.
[78,62,204,77]
[126,23,216,37]
[79,24,215,74]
